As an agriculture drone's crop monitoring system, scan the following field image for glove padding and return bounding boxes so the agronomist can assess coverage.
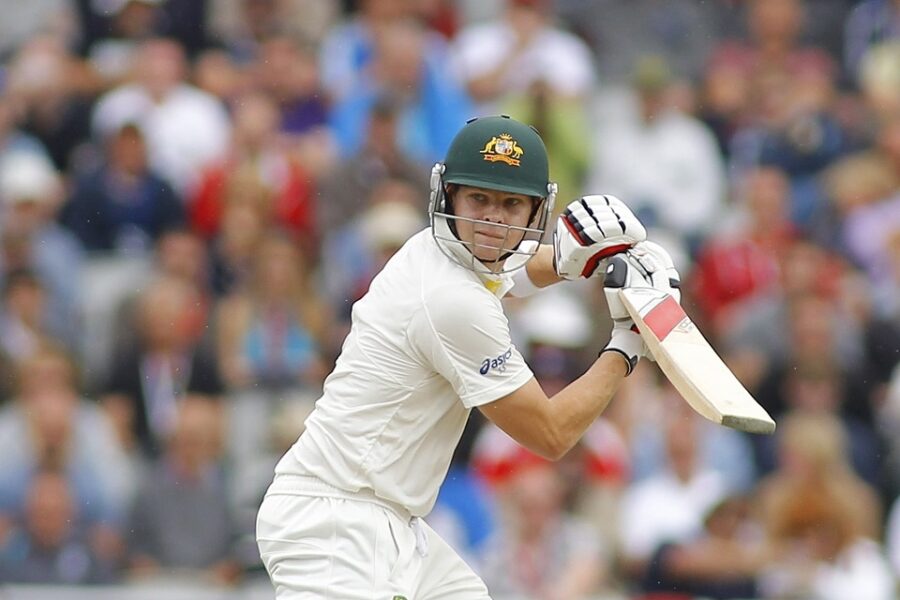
[553,195,647,280]
[600,241,681,375]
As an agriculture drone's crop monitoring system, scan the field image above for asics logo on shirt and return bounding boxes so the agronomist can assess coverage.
[480,348,512,375]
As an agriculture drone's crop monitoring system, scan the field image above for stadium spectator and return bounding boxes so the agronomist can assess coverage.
[710,0,851,225]
[728,54,849,228]
[857,40,900,120]
[473,417,631,556]
[747,290,871,423]
[758,411,882,541]
[320,179,426,324]
[191,47,246,104]
[618,402,731,584]
[208,0,339,62]
[208,200,266,297]
[0,346,135,550]
[757,413,893,599]
[0,270,58,394]
[479,457,610,599]
[101,275,222,456]
[126,395,241,585]
[0,152,84,350]
[246,35,337,180]
[215,233,328,395]
[82,0,172,84]
[586,55,726,251]
[327,18,473,166]
[75,0,210,67]
[152,227,211,293]
[837,114,900,282]
[500,78,592,208]
[188,90,317,250]
[555,0,716,85]
[710,0,831,82]
[0,470,118,584]
[61,122,185,255]
[756,359,883,489]
[5,35,96,172]
[252,36,330,141]
[316,95,429,234]
[815,147,899,253]
[91,37,231,195]
[449,0,595,116]
[639,494,767,599]
[317,0,426,103]
[104,227,213,367]
[696,47,755,160]
[690,166,796,339]
[721,240,865,394]
[627,380,759,497]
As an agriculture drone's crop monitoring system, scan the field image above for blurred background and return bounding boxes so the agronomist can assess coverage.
[0,0,897,598]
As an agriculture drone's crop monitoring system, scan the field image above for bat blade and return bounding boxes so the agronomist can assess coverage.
[619,287,776,435]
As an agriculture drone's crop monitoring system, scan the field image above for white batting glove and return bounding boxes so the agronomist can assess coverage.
[600,241,681,375]
[553,195,647,280]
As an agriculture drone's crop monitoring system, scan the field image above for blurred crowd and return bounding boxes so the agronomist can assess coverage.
[0,0,897,598]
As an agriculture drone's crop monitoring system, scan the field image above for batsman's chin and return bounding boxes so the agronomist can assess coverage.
[471,243,505,264]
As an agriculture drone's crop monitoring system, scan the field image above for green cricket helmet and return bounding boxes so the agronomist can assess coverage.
[429,115,558,274]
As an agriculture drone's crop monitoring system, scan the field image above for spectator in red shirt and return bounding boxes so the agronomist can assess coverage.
[188,91,316,253]
[691,166,797,338]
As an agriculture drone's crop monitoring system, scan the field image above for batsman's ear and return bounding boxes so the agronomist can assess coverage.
[604,257,629,289]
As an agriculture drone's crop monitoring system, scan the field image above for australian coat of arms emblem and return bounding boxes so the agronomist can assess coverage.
[480,133,524,166]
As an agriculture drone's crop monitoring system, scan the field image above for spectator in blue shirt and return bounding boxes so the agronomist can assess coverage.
[61,122,185,256]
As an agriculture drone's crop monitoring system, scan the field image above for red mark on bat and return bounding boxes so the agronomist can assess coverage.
[643,295,687,341]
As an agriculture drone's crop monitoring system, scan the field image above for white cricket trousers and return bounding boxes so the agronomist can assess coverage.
[257,474,492,599]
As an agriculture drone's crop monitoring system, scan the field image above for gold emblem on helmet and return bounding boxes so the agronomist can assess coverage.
[480,133,524,166]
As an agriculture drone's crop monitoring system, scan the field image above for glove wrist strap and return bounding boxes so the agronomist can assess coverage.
[599,347,638,376]
[600,327,644,376]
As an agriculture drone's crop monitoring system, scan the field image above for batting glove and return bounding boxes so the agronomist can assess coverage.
[600,241,681,375]
[553,195,647,280]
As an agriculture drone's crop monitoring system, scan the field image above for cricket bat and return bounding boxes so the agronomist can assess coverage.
[619,287,776,435]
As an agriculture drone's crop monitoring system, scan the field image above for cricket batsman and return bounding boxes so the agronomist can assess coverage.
[256,115,680,598]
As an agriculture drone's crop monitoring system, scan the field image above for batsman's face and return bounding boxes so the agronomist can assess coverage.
[452,185,533,264]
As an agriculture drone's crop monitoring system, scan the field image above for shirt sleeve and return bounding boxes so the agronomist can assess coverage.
[507,263,541,298]
[408,281,533,408]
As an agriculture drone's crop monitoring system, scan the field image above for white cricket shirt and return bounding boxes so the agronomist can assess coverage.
[275,229,534,516]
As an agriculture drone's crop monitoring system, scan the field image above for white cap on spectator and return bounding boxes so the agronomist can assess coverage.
[518,286,592,348]
[0,153,59,204]
[360,201,426,252]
